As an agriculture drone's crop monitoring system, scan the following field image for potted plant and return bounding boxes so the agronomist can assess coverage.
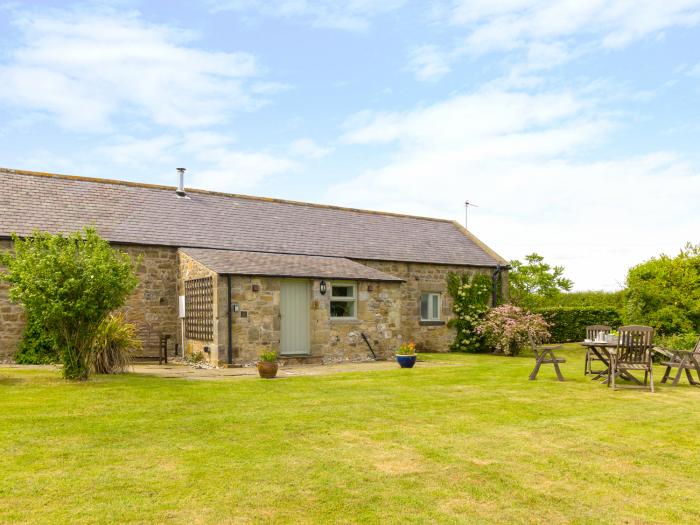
[257,350,279,378]
[396,341,417,368]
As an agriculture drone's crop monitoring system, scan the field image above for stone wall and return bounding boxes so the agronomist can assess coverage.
[0,240,24,362]
[0,240,180,361]
[226,276,402,365]
[119,244,179,357]
[178,250,221,364]
[313,280,401,363]
[0,236,505,364]
[355,260,498,353]
[227,275,279,365]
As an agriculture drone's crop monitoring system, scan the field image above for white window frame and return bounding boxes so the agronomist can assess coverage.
[330,281,357,320]
[420,292,442,321]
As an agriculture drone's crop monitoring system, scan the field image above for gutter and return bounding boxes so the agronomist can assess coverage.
[491,264,510,306]
[227,275,233,365]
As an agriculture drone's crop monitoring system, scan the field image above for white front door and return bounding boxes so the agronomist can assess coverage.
[280,280,310,355]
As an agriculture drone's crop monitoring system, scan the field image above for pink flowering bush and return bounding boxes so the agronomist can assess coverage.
[476,305,550,356]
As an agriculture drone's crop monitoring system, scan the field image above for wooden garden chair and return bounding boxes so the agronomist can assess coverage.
[528,334,565,381]
[609,325,654,392]
[660,335,700,386]
[585,324,611,376]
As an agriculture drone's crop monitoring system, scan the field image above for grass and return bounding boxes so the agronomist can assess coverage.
[2,344,700,524]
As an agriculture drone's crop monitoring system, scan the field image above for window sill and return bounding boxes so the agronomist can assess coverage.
[419,320,445,326]
[331,317,360,323]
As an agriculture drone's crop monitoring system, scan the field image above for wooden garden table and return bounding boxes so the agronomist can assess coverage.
[581,341,614,380]
[580,341,642,385]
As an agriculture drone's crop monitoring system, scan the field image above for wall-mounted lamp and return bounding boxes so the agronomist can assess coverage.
[319,280,327,295]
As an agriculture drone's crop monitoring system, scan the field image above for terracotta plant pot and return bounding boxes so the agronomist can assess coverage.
[257,361,279,379]
[396,354,417,368]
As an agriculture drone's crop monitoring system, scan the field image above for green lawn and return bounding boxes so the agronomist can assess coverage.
[2,345,700,524]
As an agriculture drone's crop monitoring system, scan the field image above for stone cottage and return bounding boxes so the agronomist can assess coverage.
[0,167,508,365]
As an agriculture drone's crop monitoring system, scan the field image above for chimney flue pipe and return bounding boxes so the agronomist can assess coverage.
[176,168,186,197]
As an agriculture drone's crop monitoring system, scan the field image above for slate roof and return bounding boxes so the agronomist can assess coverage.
[181,248,403,281]
[0,168,506,267]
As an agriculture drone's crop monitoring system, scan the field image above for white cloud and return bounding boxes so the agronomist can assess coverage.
[342,89,588,147]
[190,150,299,191]
[207,0,405,31]
[95,131,298,192]
[97,135,181,166]
[333,89,700,290]
[407,45,452,82]
[0,8,265,131]
[288,138,333,159]
[449,0,700,52]
[417,1,700,82]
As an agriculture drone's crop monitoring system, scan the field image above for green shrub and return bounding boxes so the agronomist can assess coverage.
[656,332,699,352]
[446,272,491,353]
[0,228,139,380]
[533,307,622,343]
[186,351,205,364]
[14,315,59,365]
[259,350,278,362]
[541,290,624,309]
[91,313,141,374]
[623,243,700,335]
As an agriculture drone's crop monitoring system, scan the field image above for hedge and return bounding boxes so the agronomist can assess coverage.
[533,306,623,343]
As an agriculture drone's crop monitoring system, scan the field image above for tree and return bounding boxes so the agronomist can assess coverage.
[0,228,138,379]
[508,253,573,309]
[623,243,700,335]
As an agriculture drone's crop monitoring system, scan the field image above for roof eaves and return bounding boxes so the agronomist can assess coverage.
[218,271,404,282]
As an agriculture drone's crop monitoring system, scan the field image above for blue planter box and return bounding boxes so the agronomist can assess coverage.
[396,354,417,368]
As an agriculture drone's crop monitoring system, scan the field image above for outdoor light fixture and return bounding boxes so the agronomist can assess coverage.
[320,280,327,295]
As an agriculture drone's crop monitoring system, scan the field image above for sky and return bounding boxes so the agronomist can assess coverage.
[0,0,699,291]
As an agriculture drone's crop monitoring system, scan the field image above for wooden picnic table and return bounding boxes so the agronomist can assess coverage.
[581,341,615,380]
[580,341,642,385]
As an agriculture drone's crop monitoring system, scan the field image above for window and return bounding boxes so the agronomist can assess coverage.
[330,282,356,319]
[420,293,441,321]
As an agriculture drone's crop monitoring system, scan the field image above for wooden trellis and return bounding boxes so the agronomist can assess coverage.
[185,277,214,341]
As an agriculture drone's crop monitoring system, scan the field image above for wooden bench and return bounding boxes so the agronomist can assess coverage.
[528,335,565,381]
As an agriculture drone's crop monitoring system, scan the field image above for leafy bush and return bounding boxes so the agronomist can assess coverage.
[656,332,699,352]
[533,307,622,343]
[541,290,624,309]
[476,305,550,356]
[259,350,278,362]
[0,228,139,380]
[14,314,59,364]
[446,272,491,353]
[623,243,700,335]
[187,351,205,364]
[91,313,141,374]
